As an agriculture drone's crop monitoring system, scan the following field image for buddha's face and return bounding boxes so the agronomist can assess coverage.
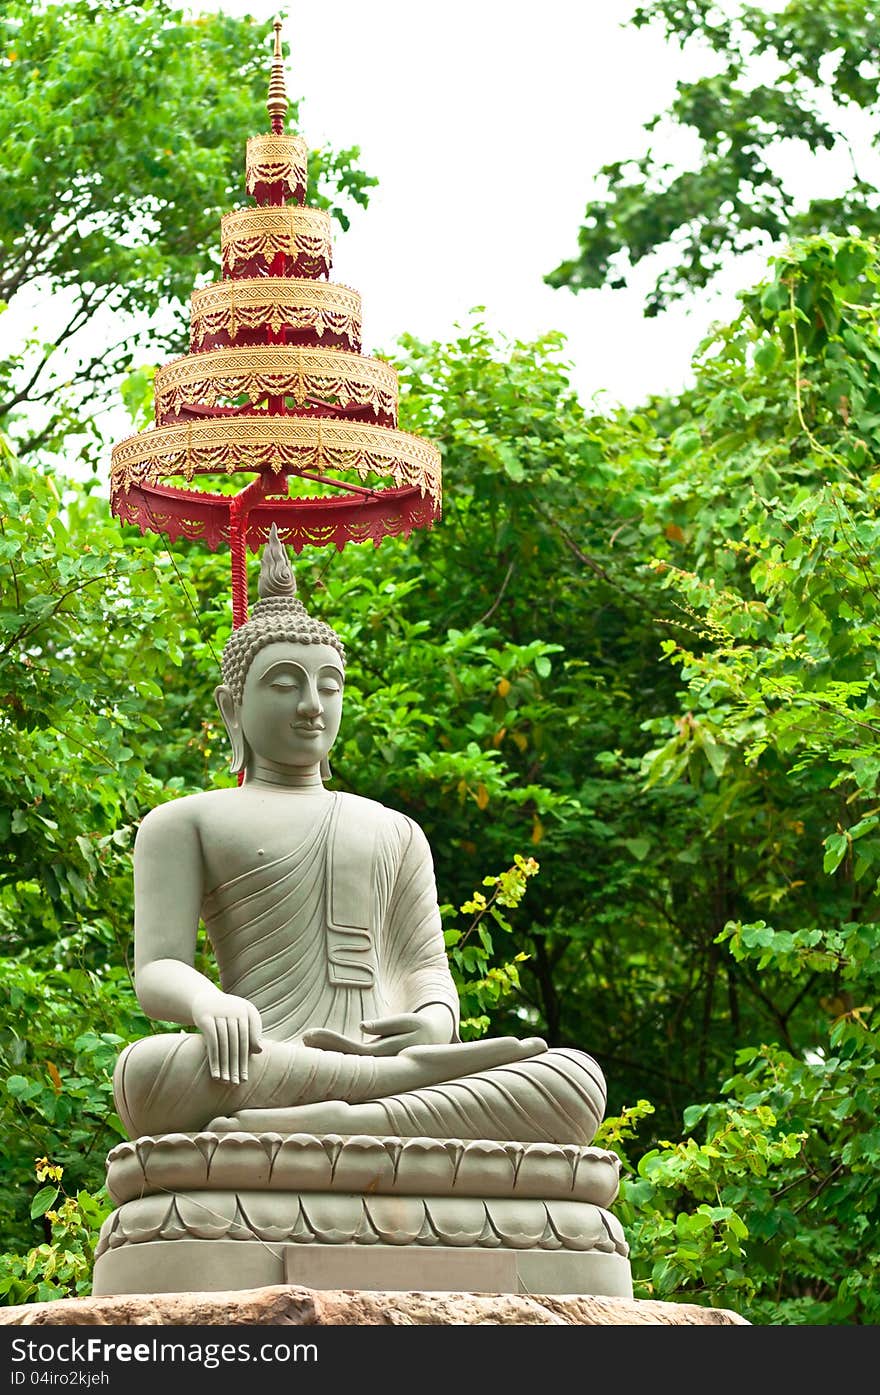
[227,640,344,772]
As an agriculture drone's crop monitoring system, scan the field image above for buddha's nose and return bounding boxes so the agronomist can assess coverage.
[298,683,321,717]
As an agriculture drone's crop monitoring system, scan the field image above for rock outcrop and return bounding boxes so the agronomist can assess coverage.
[1,1284,748,1326]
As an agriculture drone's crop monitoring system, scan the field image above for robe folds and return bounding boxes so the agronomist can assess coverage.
[202,793,462,1044]
[115,793,607,1144]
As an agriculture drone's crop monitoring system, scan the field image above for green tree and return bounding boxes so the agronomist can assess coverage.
[0,445,180,1275]
[0,447,184,952]
[597,234,880,1322]
[547,0,880,313]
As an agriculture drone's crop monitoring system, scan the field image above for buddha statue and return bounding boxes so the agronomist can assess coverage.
[92,528,632,1298]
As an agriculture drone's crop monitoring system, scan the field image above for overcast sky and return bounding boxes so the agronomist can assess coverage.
[199,0,772,409]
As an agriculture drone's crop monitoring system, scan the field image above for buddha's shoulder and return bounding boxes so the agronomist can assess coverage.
[336,790,408,824]
[336,791,429,848]
[135,788,237,838]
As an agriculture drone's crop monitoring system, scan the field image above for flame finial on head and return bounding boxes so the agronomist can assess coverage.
[267,20,289,133]
[221,524,345,706]
[258,523,297,600]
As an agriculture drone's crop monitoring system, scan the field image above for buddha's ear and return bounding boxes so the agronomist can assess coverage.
[215,684,246,775]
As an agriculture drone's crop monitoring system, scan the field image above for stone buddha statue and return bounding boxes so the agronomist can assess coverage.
[93,528,631,1299]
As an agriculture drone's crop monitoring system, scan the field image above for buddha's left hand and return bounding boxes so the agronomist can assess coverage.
[303,1012,441,1056]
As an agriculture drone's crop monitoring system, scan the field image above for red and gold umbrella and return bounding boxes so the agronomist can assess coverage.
[110,21,440,630]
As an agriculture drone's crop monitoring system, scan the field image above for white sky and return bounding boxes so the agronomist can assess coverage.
[199,0,767,410]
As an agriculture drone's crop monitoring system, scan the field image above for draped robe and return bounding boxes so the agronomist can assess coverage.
[204,793,461,1043]
[114,793,607,1144]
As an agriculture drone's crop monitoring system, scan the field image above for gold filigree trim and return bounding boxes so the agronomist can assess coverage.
[246,133,308,200]
[190,278,362,350]
[111,417,441,504]
[112,487,438,554]
[154,346,398,422]
[221,206,332,275]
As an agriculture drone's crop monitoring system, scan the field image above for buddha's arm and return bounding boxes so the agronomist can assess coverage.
[383,817,461,1036]
[133,802,209,1022]
[132,801,261,1084]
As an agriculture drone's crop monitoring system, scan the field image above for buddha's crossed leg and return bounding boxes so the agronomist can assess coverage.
[114,1032,606,1145]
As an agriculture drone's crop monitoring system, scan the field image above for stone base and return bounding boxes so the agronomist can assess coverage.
[0,1283,750,1326]
[93,1238,632,1298]
[93,1134,633,1300]
[103,1131,624,1208]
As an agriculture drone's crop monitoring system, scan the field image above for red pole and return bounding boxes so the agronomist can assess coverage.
[230,500,249,631]
[229,500,248,786]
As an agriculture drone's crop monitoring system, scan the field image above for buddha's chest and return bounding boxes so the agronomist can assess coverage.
[198,791,336,894]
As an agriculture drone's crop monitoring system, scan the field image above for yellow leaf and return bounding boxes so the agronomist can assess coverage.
[531,818,544,845]
[46,1062,62,1094]
[512,731,528,753]
[476,783,490,810]
[497,677,511,698]
[491,727,507,748]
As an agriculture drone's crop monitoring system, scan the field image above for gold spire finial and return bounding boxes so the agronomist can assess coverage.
[267,20,289,134]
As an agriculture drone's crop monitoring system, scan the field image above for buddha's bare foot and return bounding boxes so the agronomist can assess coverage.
[401,1034,548,1073]
[208,1100,377,1136]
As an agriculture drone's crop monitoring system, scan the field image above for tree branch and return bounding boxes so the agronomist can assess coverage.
[477,558,515,626]
[0,284,115,419]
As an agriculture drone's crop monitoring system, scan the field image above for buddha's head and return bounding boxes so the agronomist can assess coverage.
[215,526,346,779]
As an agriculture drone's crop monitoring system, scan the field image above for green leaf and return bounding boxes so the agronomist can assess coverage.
[623,836,651,861]
[30,1186,59,1219]
[823,833,849,875]
[496,443,525,481]
[683,1103,709,1129]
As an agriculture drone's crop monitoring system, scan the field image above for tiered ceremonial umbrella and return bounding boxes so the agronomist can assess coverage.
[110,21,440,629]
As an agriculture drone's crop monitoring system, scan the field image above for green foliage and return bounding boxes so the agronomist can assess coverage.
[0,450,190,949]
[0,1157,111,1305]
[593,232,880,1322]
[606,1021,880,1323]
[547,0,880,311]
[0,951,150,1257]
[442,854,539,1037]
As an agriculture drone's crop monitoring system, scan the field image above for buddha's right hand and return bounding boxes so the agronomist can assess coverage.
[192,990,263,1085]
